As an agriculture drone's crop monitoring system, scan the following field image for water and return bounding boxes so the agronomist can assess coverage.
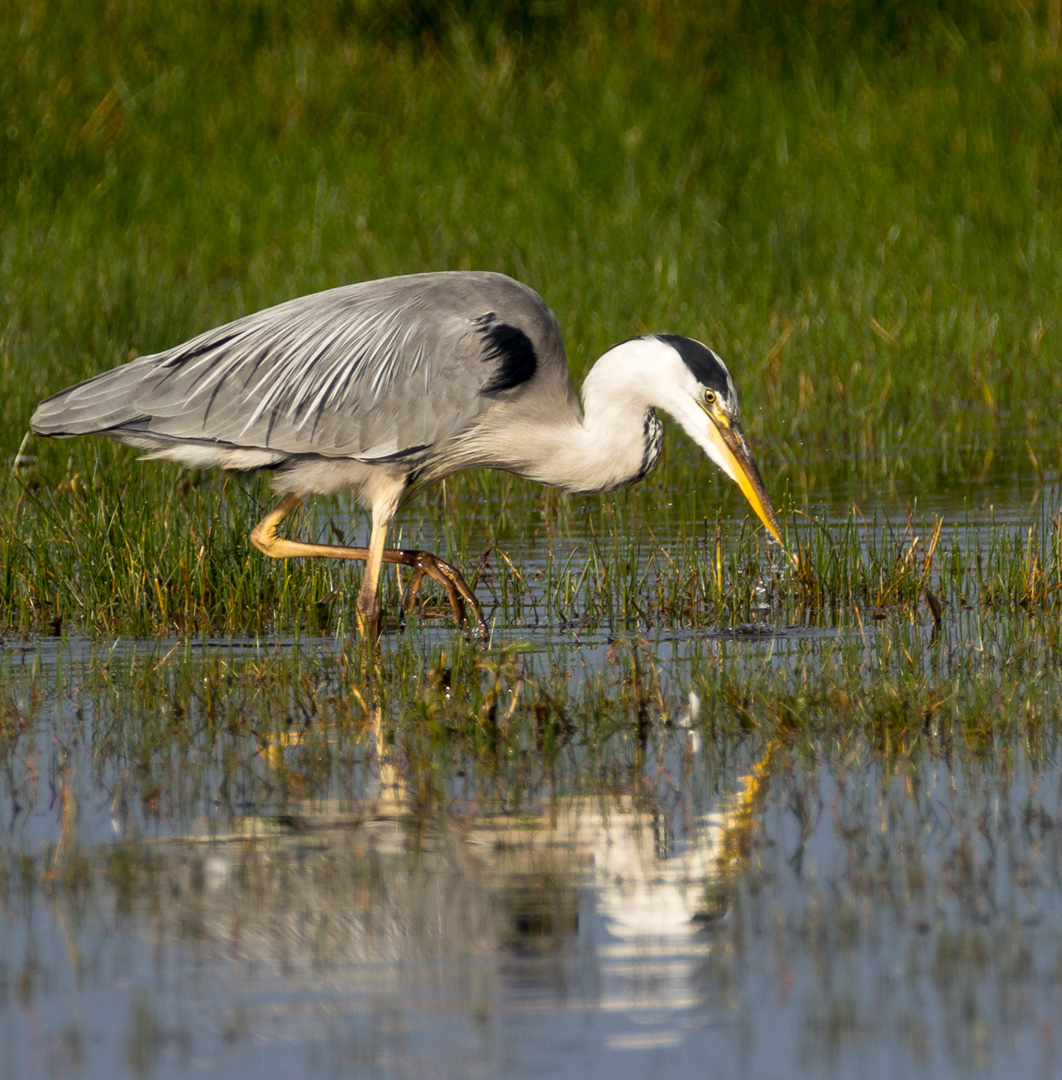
[1,470,1060,1079]
[4,702,1061,1079]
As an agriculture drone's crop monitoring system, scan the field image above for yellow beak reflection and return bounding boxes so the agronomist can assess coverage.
[705,418,783,545]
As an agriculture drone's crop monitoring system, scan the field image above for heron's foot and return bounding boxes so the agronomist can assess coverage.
[395,550,487,639]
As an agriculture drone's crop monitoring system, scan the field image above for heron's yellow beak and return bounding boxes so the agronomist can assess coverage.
[704,416,783,545]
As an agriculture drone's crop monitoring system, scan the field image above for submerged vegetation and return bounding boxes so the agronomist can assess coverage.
[3,582,1062,1074]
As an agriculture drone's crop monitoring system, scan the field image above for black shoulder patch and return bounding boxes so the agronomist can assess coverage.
[475,312,538,394]
[656,334,729,395]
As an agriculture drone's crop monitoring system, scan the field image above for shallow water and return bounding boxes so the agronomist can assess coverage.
[3,681,1062,1080]
[2,472,1061,1079]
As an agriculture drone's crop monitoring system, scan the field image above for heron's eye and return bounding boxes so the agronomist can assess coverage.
[703,389,716,406]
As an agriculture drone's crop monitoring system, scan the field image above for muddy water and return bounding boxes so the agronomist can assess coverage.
[2,474,1060,1080]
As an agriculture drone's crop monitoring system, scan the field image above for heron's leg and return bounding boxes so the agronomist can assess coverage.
[251,493,382,637]
[251,494,374,562]
[250,495,486,637]
[355,512,390,636]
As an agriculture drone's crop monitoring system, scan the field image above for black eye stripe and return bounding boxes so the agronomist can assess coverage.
[655,334,730,396]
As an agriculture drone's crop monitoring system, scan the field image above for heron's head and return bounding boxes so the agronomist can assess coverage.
[648,334,783,545]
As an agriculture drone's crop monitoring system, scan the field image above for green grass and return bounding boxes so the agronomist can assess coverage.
[3,2,1062,636]
[5,16,1062,1071]
[4,597,1061,837]
[5,439,1060,636]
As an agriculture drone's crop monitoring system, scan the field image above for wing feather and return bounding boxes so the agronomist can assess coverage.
[31,272,569,464]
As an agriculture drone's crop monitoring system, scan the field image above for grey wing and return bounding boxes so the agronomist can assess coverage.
[31,271,569,465]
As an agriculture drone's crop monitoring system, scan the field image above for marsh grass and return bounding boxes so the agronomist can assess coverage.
[3,3,1062,639]
[5,431,1059,639]
[5,622,1060,1075]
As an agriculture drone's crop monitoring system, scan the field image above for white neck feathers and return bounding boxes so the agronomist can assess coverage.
[487,337,708,493]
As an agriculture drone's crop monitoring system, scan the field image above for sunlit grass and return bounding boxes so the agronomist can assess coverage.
[3,427,1060,637]
[3,3,1062,636]
[4,595,1061,839]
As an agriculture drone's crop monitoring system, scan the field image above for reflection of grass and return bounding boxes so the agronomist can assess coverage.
[3,605,1060,841]
[5,627,1058,1073]
[4,5,1062,634]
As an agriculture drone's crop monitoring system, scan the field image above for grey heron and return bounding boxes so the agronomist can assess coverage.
[30,271,783,637]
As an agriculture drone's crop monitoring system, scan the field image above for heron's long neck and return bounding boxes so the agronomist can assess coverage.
[497,343,664,493]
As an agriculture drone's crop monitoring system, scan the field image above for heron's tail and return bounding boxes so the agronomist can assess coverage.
[30,359,156,438]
